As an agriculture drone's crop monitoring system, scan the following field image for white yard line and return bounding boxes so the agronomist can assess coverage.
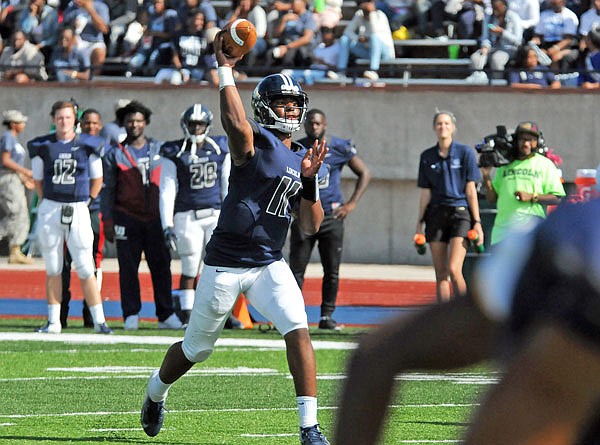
[0,403,478,420]
[0,332,356,350]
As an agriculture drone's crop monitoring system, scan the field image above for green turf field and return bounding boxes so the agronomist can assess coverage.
[0,318,495,444]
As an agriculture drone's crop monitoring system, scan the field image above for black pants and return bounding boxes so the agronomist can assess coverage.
[113,211,173,322]
[60,208,100,328]
[289,215,344,318]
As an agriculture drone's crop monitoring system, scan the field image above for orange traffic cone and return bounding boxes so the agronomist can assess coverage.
[232,295,253,329]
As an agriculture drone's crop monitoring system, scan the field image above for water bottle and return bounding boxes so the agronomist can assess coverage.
[413,233,426,255]
[574,168,598,202]
[467,230,484,253]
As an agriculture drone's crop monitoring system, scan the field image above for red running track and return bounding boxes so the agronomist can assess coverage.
[0,270,437,307]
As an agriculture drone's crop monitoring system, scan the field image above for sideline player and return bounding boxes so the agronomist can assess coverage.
[140,33,330,444]
[60,108,106,328]
[290,108,371,330]
[334,199,600,444]
[28,100,112,334]
[102,101,182,331]
[159,104,230,326]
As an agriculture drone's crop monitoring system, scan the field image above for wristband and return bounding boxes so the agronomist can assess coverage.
[71,70,78,79]
[300,175,319,202]
[473,220,481,224]
[218,66,235,91]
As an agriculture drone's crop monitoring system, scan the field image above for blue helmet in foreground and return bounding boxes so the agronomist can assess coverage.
[251,74,309,134]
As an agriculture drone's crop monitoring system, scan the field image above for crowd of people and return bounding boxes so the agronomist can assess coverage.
[0,0,598,84]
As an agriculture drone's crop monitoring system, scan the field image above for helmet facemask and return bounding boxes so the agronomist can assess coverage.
[251,74,309,134]
[179,104,213,158]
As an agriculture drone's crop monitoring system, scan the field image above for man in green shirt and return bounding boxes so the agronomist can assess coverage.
[481,122,565,245]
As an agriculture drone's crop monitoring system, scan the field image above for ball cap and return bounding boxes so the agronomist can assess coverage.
[2,109,27,124]
[515,121,540,137]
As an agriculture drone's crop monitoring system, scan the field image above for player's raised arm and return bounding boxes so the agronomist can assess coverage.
[297,138,327,235]
[213,32,255,166]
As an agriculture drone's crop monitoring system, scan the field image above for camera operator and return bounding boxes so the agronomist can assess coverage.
[480,121,565,246]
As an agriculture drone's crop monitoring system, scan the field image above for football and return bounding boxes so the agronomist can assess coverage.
[222,19,257,58]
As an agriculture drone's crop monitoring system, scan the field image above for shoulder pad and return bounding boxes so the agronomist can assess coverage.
[160,140,184,159]
[209,135,229,154]
[79,133,106,157]
[27,134,52,158]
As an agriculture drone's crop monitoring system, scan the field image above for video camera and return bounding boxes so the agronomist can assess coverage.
[476,123,549,168]
[475,125,515,168]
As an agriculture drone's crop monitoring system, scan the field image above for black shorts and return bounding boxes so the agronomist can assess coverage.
[424,204,472,243]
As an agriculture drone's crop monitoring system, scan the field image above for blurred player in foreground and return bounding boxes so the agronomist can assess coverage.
[335,199,600,445]
[140,31,330,444]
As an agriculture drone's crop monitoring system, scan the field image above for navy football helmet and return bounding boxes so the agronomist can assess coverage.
[180,104,213,145]
[251,74,309,134]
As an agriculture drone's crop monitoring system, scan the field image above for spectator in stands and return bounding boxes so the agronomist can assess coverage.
[18,0,58,62]
[104,0,138,57]
[0,29,48,82]
[429,0,490,39]
[268,0,318,68]
[281,24,341,83]
[508,0,539,42]
[508,43,561,87]
[127,0,179,76]
[313,0,343,30]
[0,0,29,41]
[223,0,268,67]
[49,26,91,81]
[377,0,427,35]
[153,9,218,85]
[176,0,217,30]
[62,0,109,76]
[578,0,600,54]
[531,0,579,71]
[467,0,523,81]
[416,110,483,303]
[579,23,600,88]
[336,0,395,80]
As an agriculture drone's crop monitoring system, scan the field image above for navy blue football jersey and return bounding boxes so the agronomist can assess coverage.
[297,135,356,215]
[476,199,600,330]
[205,121,308,267]
[28,133,104,203]
[160,136,229,213]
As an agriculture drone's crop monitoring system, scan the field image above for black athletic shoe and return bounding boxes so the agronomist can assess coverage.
[300,424,330,444]
[141,396,165,437]
[318,316,340,330]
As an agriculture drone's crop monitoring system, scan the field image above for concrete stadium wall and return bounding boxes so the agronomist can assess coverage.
[6,83,599,264]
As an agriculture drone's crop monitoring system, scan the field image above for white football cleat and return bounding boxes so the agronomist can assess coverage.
[158,313,183,330]
[35,322,61,334]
